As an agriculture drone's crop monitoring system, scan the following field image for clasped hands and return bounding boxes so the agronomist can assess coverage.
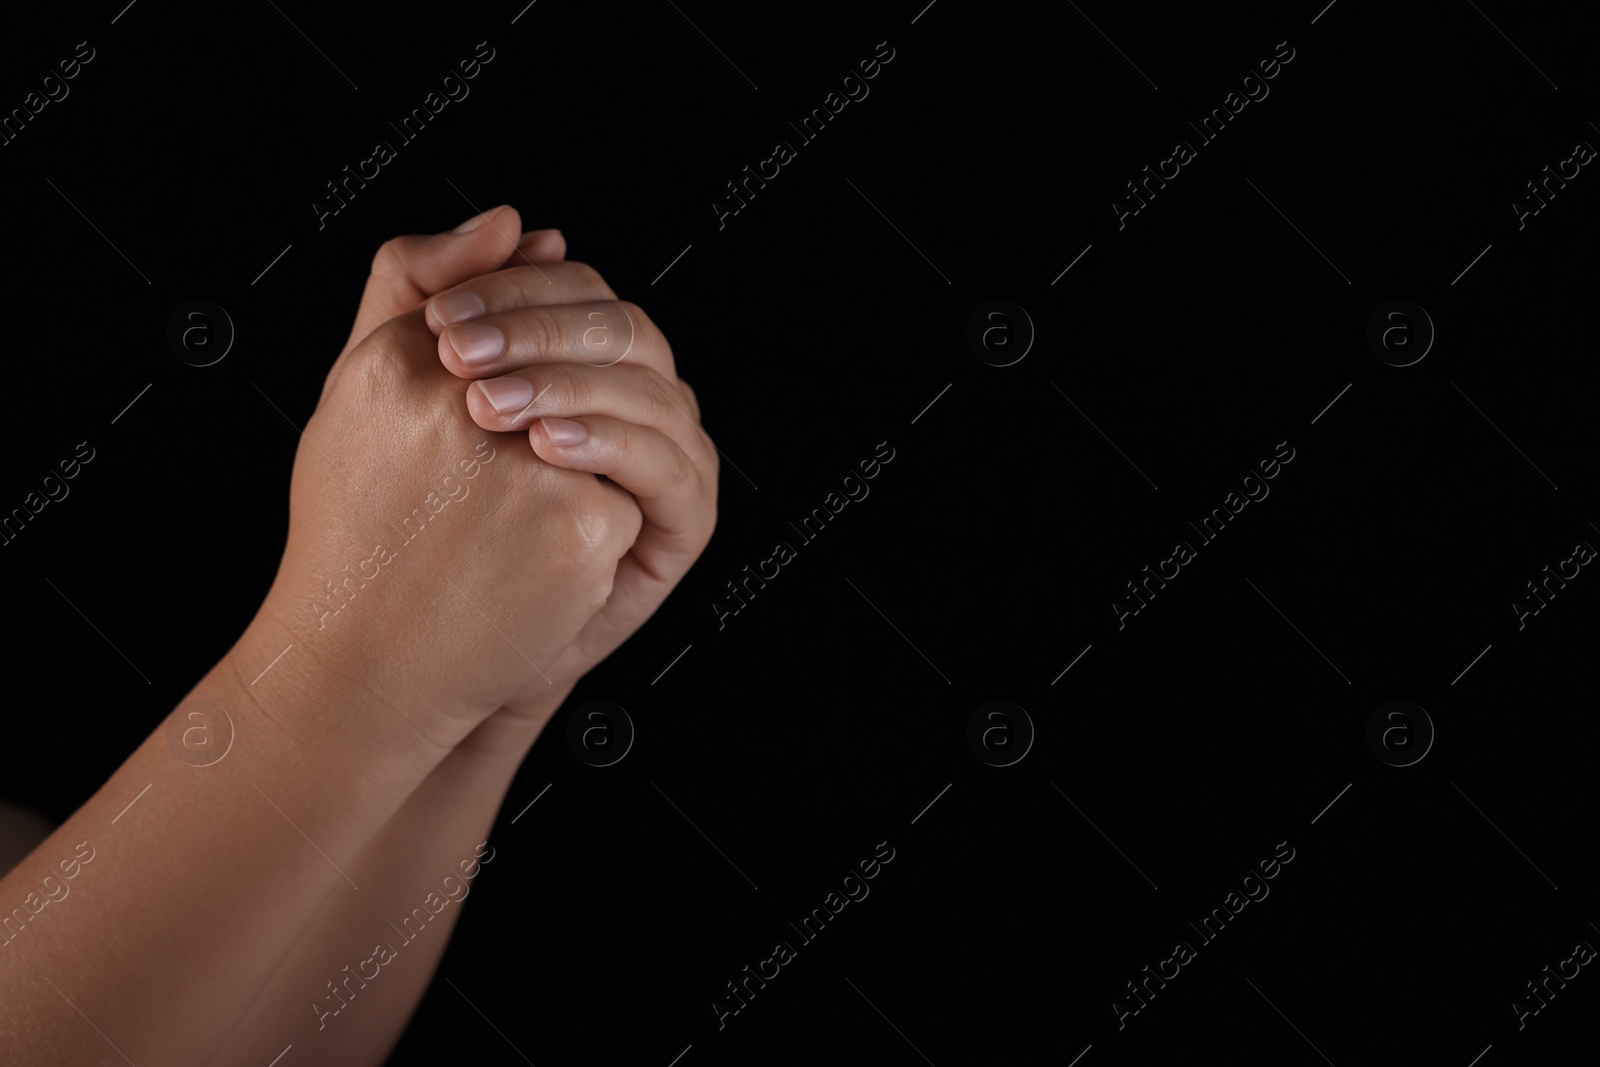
[254,206,717,759]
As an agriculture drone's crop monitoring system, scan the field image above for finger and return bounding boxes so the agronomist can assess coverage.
[678,376,702,426]
[465,363,715,471]
[401,204,527,292]
[529,414,713,560]
[500,228,566,269]
[438,299,673,381]
[349,205,521,345]
[467,222,565,275]
[424,260,620,334]
[332,205,535,398]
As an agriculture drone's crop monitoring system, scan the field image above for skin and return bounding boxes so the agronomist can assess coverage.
[0,206,717,1067]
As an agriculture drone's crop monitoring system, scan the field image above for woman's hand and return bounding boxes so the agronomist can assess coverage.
[310,206,718,742]
[253,244,646,757]
[422,260,720,728]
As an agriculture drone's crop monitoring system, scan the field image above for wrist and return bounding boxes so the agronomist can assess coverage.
[460,682,577,766]
[228,596,455,775]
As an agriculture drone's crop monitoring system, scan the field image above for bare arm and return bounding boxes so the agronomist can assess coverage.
[206,689,568,1066]
[203,212,716,1067]
[0,226,648,1063]
[0,620,447,1065]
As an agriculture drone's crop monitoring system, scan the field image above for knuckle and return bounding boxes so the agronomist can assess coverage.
[566,487,630,579]
[507,264,546,294]
[526,465,623,566]
[668,444,695,491]
[519,305,563,356]
[621,299,673,365]
[351,326,456,434]
[352,319,415,390]
[642,370,676,423]
[550,363,592,412]
[564,260,612,297]
[571,506,621,565]
[615,299,651,332]
[607,418,638,468]
[679,377,702,422]
[370,236,409,278]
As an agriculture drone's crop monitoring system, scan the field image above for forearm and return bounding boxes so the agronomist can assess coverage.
[0,616,446,1066]
[208,687,571,1067]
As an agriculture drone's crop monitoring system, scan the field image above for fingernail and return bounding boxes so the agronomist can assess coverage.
[541,417,587,446]
[477,376,534,415]
[453,205,506,233]
[447,323,506,365]
[431,291,486,326]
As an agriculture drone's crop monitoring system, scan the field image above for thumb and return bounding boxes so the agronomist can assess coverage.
[341,205,559,360]
[404,204,539,292]
[373,203,523,298]
[400,205,569,289]
[426,206,570,282]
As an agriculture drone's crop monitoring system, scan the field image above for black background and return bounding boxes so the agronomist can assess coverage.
[2,0,1598,1064]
